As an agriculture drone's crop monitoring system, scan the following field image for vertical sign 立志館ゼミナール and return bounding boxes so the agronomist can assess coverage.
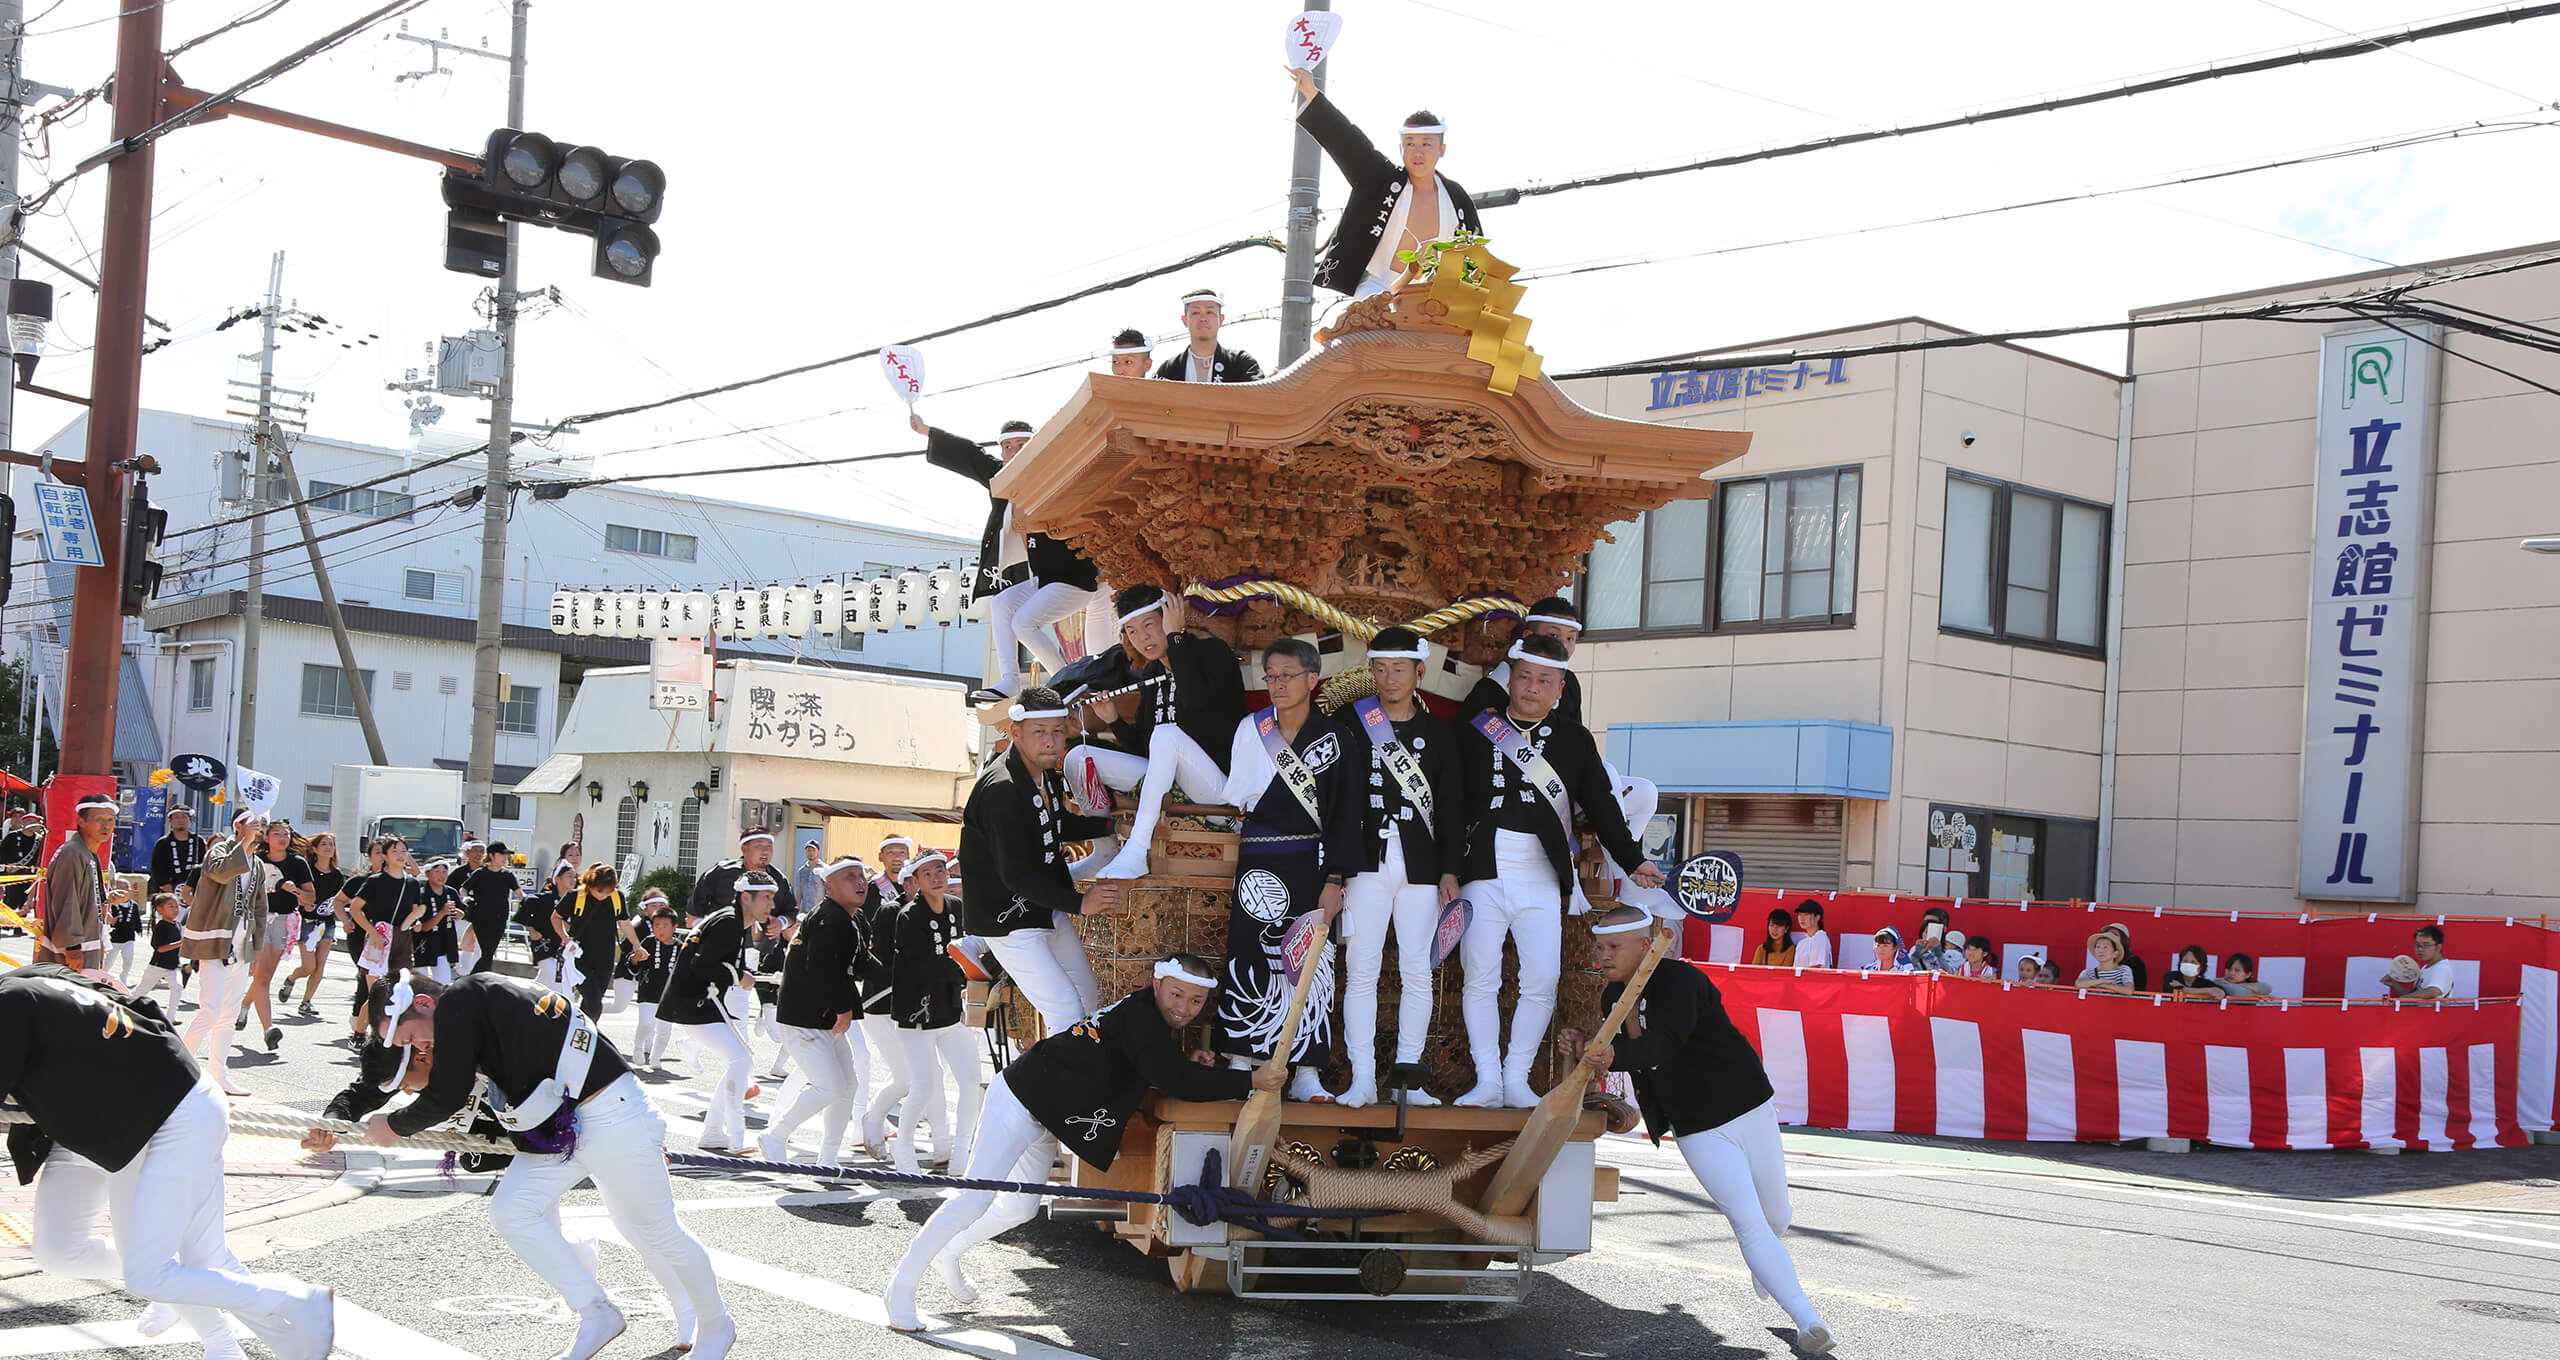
[2297,326,2438,902]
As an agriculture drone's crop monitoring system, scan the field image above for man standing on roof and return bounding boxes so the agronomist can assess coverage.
[916,413,1107,705]
[1289,66,1484,299]
[1154,288,1265,383]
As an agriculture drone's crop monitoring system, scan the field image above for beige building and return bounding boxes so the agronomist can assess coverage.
[1558,240,2559,918]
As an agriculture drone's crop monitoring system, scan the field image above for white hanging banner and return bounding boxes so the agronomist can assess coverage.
[2297,325,2438,903]
[1284,10,1342,71]
[880,346,927,404]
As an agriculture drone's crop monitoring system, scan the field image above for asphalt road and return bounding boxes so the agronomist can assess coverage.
[6,965,2560,1359]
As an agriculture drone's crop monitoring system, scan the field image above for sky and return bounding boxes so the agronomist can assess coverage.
[10,0,2560,548]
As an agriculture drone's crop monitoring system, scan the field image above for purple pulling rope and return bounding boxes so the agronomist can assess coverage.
[661,1147,1378,1239]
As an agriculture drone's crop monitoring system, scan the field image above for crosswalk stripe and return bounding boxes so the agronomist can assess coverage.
[0,1319,162,1356]
[0,1300,474,1360]
[331,1298,488,1359]
[585,1222,1096,1360]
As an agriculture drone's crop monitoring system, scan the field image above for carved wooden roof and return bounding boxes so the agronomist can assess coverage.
[991,324,1751,615]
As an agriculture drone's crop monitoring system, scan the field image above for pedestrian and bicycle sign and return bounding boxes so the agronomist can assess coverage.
[31,482,102,566]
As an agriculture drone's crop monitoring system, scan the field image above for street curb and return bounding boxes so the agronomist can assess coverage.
[0,1149,388,1282]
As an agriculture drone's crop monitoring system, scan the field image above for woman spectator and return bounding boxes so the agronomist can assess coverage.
[518,862,576,989]
[1955,934,1999,980]
[2163,944,2216,997]
[415,860,465,983]
[1749,908,1797,967]
[1790,899,1832,968]
[554,863,642,1019]
[1863,927,1910,972]
[2076,931,2137,994]
[2209,952,2274,999]
[277,832,345,1016]
[2100,921,2149,990]
[243,820,314,1053]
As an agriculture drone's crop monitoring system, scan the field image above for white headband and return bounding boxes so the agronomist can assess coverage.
[823,856,868,877]
[75,797,118,813]
[1523,613,1580,629]
[1507,641,1573,672]
[1116,595,1168,628]
[1367,639,1431,661]
[998,429,1033,442]
[1591,916,1652,936]
[1402,121,1447,136]
[1009,703,1071,721]
[902,849,950,881]
[879,834,916,853]
[1111,340,1152,355]
[1153,958,1218,988]
[1179,290,1223,307]
[739,832,775,847]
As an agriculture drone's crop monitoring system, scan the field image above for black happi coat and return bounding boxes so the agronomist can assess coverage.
[1458,661,1586,729]
[1605,962,1777,1143]
[0,965,198,1175]
[1456,707,1648,903]
[853,881,899,1016]
[775,895,864,1031]
[147,831,207,895]
[924,424,1099,600]
[658,906,750,1026]
[890,893,968,1031]
[1151,345,1265,384]
[959,747,1113,939]
[1346,703,1468,883]
[378,974,633,1139]
[1000,987,1251,1170]
[1108,632,1248,775]
[687,858,799,924]
[630,932,679,998]
[1295,92,1484,297]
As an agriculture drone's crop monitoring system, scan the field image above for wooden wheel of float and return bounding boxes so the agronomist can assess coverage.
[1168,1248,1230,1295]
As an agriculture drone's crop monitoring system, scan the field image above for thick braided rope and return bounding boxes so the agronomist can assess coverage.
[1181,579,1526,642]
[0,1104,512,1155]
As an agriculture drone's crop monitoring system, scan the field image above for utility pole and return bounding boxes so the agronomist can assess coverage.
[1277,0,1332,366]
[465,0,529,838]
[53,0,164,834]
[3,0,25,459]
[235,252,282,768]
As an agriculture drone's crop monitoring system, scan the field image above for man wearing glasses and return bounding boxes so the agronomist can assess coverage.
[1209,639,1360,1102]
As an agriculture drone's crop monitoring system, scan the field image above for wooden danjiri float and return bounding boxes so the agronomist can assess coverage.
[985,246,1749,1301]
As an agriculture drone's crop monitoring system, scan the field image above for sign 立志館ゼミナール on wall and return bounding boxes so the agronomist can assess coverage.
[2298,325,2439,903]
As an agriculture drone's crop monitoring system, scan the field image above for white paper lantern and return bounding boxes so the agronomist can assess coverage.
[579,591,612,636]
[676,591,714,637]
[778,584,815,637]
[809,579,846,635]
[926,566,964,624]
[549,590,575,634]
[894,569,928,629]
[712,588,748,638]
[862,575,895,632]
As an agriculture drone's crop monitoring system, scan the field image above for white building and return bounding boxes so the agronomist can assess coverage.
[7,409,984,850]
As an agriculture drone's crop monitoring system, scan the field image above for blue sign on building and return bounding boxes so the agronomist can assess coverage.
[1647,358,1849,411]
[32,482,104,567]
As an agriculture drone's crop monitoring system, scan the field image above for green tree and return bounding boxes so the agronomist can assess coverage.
[0,657,55,807]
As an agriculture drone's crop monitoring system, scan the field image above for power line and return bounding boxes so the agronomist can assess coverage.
[2248,0,2545,105]
[549,235,1282,433]
[1485,2,2560,204]
[165,439,494,538]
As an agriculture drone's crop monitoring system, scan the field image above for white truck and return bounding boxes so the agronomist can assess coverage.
[329,765,467,861]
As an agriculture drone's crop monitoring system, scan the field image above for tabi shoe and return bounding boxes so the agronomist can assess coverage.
[1090,842,1153,882]
[936,1251,980,1305]
[135,1303,180,1338]
[757,1132,789,1167]
[1338,1073,1378,1108]
[204,1338,249,1360]
[237,1280,334,1360]
[1403,1085,1443,1107]
[1454,1080,1504,1108]
[1795,1323,1836,1355]
[1287,1067,1333,1102]
[966,686,1015,707]
[550,1301,626,1360]
[1502,1077,1539,1109]
[688,1312,736,1360]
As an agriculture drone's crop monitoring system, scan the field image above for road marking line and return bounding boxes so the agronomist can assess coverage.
[330,1298,489,1359]
[0,1319,165,1356]
[0,1300,479,1360]
[586,1223,1095,1360]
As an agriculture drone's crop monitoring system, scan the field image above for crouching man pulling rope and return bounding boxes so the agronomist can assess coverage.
[2,964,336,1360]
[304,971,735,1360]
[886,952,1279,1331]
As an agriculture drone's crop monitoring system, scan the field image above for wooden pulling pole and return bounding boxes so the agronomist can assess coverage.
[1229,912,1332,1190]
[1479,924,1677,1217]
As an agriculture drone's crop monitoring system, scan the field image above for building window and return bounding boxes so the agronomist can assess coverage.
[303,784,332,826]
[678,797,702,877]
[1923,804,2098,902]
[615,795,638,864]
[1583,464,1862,635]
[309,480,414,522]
[605,523,698,562]
[1717,466,1860,629]
[404,568,464,603]
[1941,473,2109,656]
[496,685,541,736]
[490,792,522,821]
[187,657,215,711]
[298,663,375,720]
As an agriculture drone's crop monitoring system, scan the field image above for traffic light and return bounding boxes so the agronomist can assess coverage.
[441,128,666,285]
[121,479,165,616]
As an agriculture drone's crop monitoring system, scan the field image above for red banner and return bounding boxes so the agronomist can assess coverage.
[1685,887,2560,1137]
[1702,962,2527,1150]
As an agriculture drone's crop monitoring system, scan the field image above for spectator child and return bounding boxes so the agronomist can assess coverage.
[1749,908,1797,967]
[2211,952,2273,999]
[1791,899,1832,968]
[2077,931,2136,994]
[2015,954,2044,985]
[2038,960,2063,986]
[1864,927,1910,972]
[1957,934,1998,980]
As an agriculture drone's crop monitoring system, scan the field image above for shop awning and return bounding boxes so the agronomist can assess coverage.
[790,797,963,825]
[502,753,584,797]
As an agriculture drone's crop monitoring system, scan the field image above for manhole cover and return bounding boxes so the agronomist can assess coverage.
[2443,1299,2560,1325]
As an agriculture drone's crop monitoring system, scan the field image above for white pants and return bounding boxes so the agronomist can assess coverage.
[987,579,1104,690]
[136,963,181,1017]
[676,1016,755,1148]
[1461,830,1564,1089]
[768,1026,864,1161]
[756,999,792,1075]
[106,939,136,983]
[489,1074,726,1328]
[985,922,1100,1035]
[887,1078,1055,1310]
[179,959,254,1089]
[1072,726,1228,865]
[896,1023,982,1171]
[1343,840,1442,1072]
[31,1082,311,1345]
[534,957,562,990]
[861,1013,913,1148]
[1080,587,1118,664]
[602,977,639,1015]
[1676,1100,1827,1334]
[632,1001,671,1065]
[428,958,454,985]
